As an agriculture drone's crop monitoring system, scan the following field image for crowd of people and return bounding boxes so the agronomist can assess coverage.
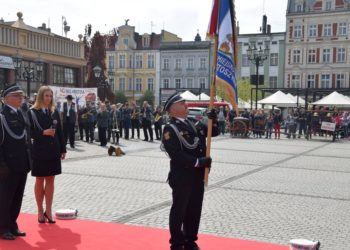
[219,106,350,140]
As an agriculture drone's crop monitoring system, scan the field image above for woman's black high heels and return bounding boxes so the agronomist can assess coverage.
[38,214,45,224]
[44,212,56,224]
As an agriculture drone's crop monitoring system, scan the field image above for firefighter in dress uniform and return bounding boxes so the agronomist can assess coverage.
[0,84,31,240]
[161,93,219,250]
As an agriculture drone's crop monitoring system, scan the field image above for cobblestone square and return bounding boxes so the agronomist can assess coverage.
[21,136,350,249]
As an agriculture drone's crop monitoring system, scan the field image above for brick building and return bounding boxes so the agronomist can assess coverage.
[285,0,350,89]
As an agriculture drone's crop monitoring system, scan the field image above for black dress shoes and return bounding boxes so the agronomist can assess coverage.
[184,244,201,250]
[11,229,26,237]
[170,246,184,250]
[1,231,16,240]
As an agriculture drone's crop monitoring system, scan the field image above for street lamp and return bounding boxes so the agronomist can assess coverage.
[305,82,310,109]
[247,44,269,110]
[12,51,44,97]
[93,65,109,101]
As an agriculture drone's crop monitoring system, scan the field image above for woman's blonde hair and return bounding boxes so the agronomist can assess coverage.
[31,86,55,112]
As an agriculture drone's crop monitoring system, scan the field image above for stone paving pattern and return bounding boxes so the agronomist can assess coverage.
[21,135,350,249]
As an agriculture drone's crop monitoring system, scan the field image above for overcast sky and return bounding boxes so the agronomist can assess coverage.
[2,0,288,41]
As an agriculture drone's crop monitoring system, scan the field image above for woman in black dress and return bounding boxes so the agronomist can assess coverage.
[28,86,66,223]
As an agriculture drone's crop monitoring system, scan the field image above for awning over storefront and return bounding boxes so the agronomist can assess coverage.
[0,56,15,69]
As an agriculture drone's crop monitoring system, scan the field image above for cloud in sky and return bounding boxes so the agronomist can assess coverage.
[2,0,288,41]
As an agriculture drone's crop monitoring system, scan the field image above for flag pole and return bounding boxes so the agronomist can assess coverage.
[204,34,218,187]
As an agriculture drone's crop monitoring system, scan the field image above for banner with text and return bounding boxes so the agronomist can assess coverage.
[50,86,98,111]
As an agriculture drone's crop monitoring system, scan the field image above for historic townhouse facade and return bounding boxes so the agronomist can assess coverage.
[159,37,211,104]
[238,31,286,88]
[106,23,181,103]
[285,0,350,89]
[0,12,86,94]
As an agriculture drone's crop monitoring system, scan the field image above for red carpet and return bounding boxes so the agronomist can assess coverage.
[0,213,288,250]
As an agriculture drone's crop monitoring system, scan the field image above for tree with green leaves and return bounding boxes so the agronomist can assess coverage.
[237,78,264,101]
[115,91,128,104]
[138,90,155,106]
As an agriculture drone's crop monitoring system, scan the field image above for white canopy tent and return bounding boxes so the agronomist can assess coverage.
[180,90,198,101]
[197,93,210,101]
[342,94,350,101]
[238,98,251,109]
[258,90,297,107]
[287,93,306,105]
[311,91,350,108]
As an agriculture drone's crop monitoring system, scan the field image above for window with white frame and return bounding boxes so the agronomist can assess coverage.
[338,22,347,36]
[242,54,249,67]
[175,78,182,89]
[270,53,278,66]
[187,58,194,69]
[175,59,182,70]
[123,38,128,46]
[119,54,126,68]
[291,75,300,88]
[296,4,303,12]
[323,24,332,36]
[143,37,150,47]
[147,54,154,68]
[321,74,330,88]
[199,78,206,89]
[325,0,332,10]
[187,78,193,88]
[163,58,169,70]
[119,78,125,91]
[135,54,143,68]
[307,74,315,88]
[308,49,316,63]
[309,25,317,37]
[136,78,142,91]
[199,58,206,69]
[128,78,133,91]
[337,48,346,63]
[108,56,114,69]
[294,25,302,38]
[147,78,154,91]
[269,76,277,88]
[323,48,331,63]
[293,49,301,64]
[336,74,345,88]
[109,78,115,91]
[163,78,169,88]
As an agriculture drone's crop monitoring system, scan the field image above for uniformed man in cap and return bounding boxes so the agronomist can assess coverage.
[161,93,219,250]
[62,95,77,148]
[0,83,31,240]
